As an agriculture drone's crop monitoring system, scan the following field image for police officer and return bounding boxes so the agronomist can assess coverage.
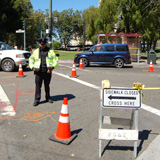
[29,38,59,106]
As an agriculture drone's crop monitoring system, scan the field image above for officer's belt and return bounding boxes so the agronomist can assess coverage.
[41,68,47,72]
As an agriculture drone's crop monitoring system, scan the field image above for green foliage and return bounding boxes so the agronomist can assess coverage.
[83,6,98,44]
[52,40,61,49]
[97,0,118,32]
[119,0,160,44]
[26,9,47,48]
[1,0,160,51]
[52,9,83,48]
[0,0,33,47]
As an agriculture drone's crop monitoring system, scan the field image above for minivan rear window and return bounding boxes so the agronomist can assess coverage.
[116,45,128,51]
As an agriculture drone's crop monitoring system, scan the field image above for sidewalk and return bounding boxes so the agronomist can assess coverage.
[130,58,160,65]
[136,135,160,160]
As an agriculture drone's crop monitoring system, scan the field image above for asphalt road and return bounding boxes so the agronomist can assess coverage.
[0,60,160,160]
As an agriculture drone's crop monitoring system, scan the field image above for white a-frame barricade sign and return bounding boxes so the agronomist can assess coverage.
[99,80,141,158]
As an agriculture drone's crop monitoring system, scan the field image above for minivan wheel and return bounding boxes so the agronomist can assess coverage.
[114,58,124,68]
[80,58,89,67]
[1,59,15,72]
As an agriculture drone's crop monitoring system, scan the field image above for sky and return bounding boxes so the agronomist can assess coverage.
[30,0,99,12]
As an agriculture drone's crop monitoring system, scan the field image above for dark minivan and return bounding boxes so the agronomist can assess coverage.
[74,44,131,68]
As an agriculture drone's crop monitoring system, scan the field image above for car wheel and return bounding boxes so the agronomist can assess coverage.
[81,58,89,67]
[114,58,124,68]
[1,59,15,72]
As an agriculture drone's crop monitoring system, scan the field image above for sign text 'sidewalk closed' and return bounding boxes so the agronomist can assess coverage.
[103,88,141,108]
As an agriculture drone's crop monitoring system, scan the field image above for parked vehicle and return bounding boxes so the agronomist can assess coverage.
[0,42,31,72]
[74,43,131,68]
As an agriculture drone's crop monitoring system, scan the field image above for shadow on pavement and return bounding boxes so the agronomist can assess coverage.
[38,94,75,104]
[51,94,76,102]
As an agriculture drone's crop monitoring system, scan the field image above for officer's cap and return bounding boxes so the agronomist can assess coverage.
[37,38,48,45]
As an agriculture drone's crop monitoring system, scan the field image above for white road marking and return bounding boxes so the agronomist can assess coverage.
[59,64,92,72]
[59,64,72,69]
[53,71,160,117]
[141,103,160,116]
[0,85,16,117]
[53,71,99,90]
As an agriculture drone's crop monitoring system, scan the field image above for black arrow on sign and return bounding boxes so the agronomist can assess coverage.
[108,95,136,100]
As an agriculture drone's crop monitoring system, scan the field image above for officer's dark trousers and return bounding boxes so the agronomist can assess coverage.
[34,71,52,102]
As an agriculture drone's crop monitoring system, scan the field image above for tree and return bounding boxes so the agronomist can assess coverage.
[119,0,160,49]
[26,9,47,48]
[83,6,98,44]
[52,40,61,49]
[0,0,32,46]
[52,9,83,48]
[93,0,160,48]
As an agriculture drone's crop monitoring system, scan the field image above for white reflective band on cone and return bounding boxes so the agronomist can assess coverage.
[61,104,69,114]
[59,116,69,123]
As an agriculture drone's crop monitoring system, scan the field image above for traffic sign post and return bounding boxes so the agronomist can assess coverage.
[16,28,26,51]
[99,80,141,158]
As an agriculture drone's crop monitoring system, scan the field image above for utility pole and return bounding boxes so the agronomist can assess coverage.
[49,0,52,48]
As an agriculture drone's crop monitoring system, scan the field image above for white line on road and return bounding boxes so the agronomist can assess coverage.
[59,64,92,72]
[141,103,160,116]
[53,71,160,117]
[53,71,99,90]
[0,85,16,117]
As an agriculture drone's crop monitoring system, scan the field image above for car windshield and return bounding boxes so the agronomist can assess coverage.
[0,42,13,50]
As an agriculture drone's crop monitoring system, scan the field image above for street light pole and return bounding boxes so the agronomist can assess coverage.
[24,30,26,51]
[22,20,26,50]
[49,0,52,48]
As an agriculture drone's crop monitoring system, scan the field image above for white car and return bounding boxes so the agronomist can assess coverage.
[0,42,31,72]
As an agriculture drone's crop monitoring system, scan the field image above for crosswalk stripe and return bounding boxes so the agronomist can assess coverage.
[0,85,16,117]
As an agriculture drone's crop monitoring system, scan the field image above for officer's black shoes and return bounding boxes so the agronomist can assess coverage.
[46,99,53,103]
[33,101,39,106]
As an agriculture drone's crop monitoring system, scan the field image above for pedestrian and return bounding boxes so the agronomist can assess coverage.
[14,44,18,49]
[29,37,59,106]
[28,46,32,53]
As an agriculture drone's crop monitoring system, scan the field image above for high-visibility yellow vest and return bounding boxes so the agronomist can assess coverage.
[29,48,58,70]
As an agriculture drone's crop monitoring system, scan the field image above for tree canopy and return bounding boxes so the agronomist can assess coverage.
[1,0,160,49]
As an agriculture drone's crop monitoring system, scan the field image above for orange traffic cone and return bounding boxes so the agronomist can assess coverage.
[17,62,25,77]
[79,58,84,69]
[70,62,78,78]
[148,60,154,72]
[49,97,77,145]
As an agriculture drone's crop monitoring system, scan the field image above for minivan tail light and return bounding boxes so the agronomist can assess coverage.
[126,53,130,58]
